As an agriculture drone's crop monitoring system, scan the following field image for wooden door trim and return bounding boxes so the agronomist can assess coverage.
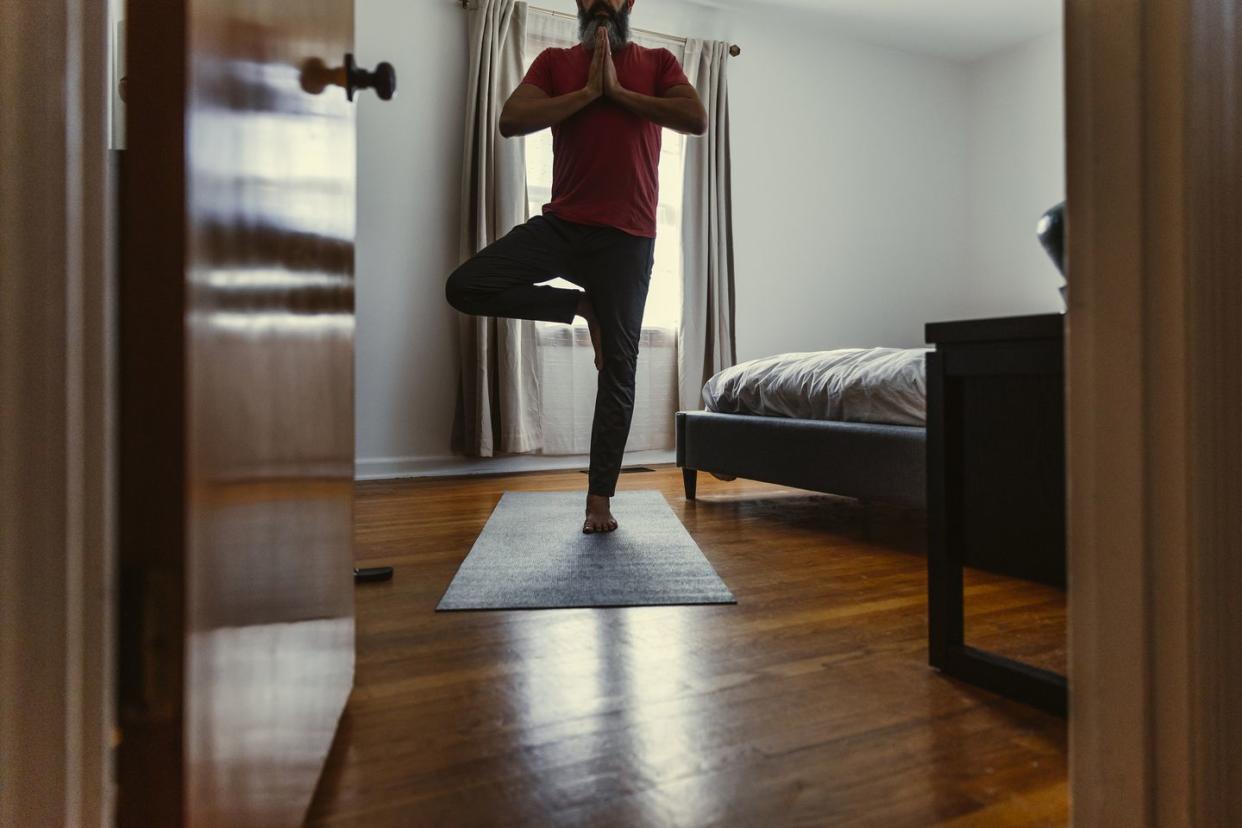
[1065,1,1163,823]
[1067,0,1241,822]
[0,0,114,825]
[1183,1,1242,822]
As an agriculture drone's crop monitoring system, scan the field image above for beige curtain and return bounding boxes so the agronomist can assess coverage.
[679,39,737,411]
[452,0,543,457]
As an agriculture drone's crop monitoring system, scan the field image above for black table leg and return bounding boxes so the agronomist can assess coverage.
[682,468,697,500]
[925,342,1068,717]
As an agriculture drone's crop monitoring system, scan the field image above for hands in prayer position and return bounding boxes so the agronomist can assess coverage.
[584,28,622,100]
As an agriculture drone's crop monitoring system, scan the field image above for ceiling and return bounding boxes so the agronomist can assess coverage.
[723,0,1062,62]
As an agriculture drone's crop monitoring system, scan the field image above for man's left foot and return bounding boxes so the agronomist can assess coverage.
[583,493,618,534]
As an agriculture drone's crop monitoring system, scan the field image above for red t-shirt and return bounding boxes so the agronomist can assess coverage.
[521,43,691,238]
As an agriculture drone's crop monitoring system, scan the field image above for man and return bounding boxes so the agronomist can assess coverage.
[446,0,707,534]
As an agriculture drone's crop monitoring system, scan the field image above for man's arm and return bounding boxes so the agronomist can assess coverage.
[610,84,708,136]
[499,84,595,138]
[498,43,605,138]
[603,41,707,136]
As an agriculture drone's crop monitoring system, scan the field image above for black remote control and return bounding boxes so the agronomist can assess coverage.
[353,566,394,583]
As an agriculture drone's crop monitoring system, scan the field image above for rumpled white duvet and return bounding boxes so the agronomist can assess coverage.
[701,348,930,427]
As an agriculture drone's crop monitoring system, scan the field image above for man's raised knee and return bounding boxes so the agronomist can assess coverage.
[445,267,473,313]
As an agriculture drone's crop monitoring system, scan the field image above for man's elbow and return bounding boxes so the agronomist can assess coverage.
[684,101,708,135]
[498,103,523,138]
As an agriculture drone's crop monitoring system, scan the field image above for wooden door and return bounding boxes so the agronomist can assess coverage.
[118,1,356,825]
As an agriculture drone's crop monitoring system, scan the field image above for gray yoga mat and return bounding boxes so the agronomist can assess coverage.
[436,490,736,611]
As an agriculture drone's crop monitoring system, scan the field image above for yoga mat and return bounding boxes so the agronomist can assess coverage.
[436,490,736,611]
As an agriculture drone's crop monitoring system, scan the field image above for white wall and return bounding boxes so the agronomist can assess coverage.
[355,0,467,472]
[963,29,1066,316]
[721,6,972,360]
[354,0,1061,476]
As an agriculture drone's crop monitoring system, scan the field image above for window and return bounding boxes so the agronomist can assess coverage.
[523,10,684,454]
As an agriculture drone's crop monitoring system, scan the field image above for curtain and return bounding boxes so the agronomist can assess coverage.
[679,39,737,411]
[452,0,541,457]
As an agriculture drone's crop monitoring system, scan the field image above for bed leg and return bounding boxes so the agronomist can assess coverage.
[682,468,698,500]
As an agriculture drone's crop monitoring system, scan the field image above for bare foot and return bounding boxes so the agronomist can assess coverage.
[576,293,604,371]
[583,493,618,534]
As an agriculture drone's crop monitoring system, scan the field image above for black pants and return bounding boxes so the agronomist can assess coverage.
[446,214,655,497]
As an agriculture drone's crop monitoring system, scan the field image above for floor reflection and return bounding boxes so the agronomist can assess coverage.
[618,607,717,825]
[508,604,717,821]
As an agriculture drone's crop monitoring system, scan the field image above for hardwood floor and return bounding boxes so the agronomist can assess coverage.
[307,467,1067,827]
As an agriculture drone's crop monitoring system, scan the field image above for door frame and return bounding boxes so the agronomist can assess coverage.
[0,0,114,825]
[1066,0,1242,823]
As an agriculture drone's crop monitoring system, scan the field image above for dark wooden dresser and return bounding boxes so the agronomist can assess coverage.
[925,313,1067,715]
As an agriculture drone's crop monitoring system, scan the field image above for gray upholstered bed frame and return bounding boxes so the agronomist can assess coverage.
[675,411,927,508]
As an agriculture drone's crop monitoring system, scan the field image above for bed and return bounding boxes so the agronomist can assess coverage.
[676,348,928,508]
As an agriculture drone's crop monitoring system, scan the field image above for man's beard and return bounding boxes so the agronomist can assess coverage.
[579,2,630,50]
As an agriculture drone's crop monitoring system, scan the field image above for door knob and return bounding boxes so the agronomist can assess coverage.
[299,55,397,102]
[345,53,396,101]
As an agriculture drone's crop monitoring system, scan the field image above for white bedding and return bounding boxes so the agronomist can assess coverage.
[701,347,929,427]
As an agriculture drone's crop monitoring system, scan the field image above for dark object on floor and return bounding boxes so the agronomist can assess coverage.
[676,411,926,508]
[925,312,1067,716]
[354,567,394,584]
[579,466,656,475]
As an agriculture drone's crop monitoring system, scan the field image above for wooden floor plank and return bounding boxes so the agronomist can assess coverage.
[307,466,1067,826]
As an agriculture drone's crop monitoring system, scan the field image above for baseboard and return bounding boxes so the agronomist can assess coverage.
[355,450,677,481]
